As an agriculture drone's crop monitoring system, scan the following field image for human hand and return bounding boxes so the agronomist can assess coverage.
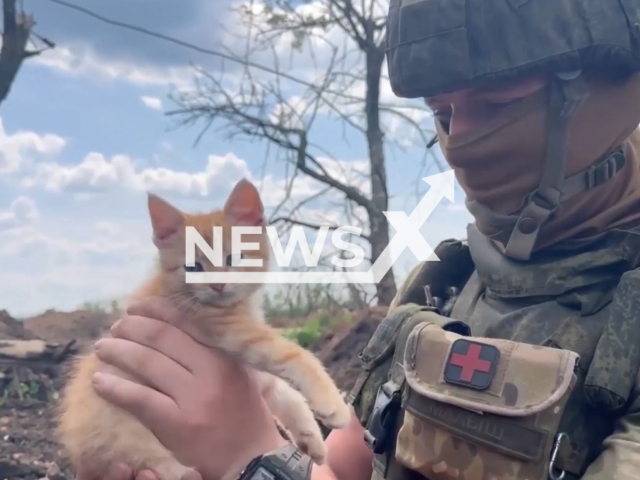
[84,296,287,480]
[74,459,197,480]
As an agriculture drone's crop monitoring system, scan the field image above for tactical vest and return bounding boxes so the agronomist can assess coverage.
[348,222,640,480]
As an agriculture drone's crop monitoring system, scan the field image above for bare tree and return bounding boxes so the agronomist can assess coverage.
[0,0,54,106]
[167,0,440,305]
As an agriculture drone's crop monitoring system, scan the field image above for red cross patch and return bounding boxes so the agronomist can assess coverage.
[443,339,500,390]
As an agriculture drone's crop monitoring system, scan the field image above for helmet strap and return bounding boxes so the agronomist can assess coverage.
[502,71,590,260]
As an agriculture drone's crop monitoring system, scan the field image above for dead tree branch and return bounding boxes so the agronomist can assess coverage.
[168,0,440,304]
[0,338,78,367]
[0,0,52,106]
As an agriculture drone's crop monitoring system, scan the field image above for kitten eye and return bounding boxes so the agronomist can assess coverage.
[226,252,245,266]
[185,262,204,272]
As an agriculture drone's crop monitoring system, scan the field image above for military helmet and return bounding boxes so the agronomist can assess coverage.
[386,0,640,99]
[385,0,640,261]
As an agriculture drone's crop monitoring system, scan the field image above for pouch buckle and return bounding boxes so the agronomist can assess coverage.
[423,285,444,312]
[548,432,569,480]
[363,381,401,454]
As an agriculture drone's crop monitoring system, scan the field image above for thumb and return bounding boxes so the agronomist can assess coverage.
[181,470,203,480]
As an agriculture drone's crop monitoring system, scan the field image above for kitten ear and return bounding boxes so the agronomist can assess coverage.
[224,179,265,226]
[147,192,185,245]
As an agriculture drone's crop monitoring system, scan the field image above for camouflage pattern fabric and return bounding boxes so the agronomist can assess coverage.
[396,320,578,480]
[349,222,640,480]
[385,0,640,99]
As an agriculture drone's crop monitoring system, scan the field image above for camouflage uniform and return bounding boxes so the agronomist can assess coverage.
[350,227,640,480]
[348,1,640,479]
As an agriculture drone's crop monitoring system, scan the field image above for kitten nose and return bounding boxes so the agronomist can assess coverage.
[210,283,225,293]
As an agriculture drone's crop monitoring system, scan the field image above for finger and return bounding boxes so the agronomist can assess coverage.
[110,315,209,375]
[106,463,135,480]
[94,338,192,399]
[75,459,133,480]
[92,371,182,439]
[124,296,247,379]
[122,297,245,376]
[181,470,203,480]
[135,469,160,480]
[127,296,184,327]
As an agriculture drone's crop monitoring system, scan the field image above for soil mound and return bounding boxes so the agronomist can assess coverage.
[23,309,116,344]
[311,306,388,393]
[0,310,36,340]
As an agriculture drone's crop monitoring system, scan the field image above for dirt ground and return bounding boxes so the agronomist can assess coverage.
[310,306,387,392]
[0,306,385,480]
[0,387,72,480]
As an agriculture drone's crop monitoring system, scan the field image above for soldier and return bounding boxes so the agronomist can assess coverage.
[77,0,640,479]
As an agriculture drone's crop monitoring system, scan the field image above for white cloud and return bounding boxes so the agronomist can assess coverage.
[0,196,39,232]
[20,147,372,211]
[320,158,370,193]
[269,95,309,130]
[0,118,66,175]
[94,220,122,236]
[141,96,163,111]
[0,227,145,260]
[0,225,154,317]
[32,44,195,89]
[3,110,373,213]
[22,151,251,198]
[212,0,432,150]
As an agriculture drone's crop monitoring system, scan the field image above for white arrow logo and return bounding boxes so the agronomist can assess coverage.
[186,169,456,284]
[370,170,455,283]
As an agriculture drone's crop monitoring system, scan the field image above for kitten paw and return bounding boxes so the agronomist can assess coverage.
[314,398,351,429]
[295,430,327,465]
[150,459,193,480]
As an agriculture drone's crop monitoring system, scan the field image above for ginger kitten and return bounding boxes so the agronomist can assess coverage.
[57,179,351,480]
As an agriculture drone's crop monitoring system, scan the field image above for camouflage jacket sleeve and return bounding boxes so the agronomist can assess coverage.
[347,264,418,425]
[579,376,640,479]
[348,297,401,426]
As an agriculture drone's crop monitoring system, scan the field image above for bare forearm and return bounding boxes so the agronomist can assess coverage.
[234,408,372,480]
[311,463,339,480]
[317,408,374,480]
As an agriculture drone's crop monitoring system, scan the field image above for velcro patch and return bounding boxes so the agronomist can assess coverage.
[444,339,499,390]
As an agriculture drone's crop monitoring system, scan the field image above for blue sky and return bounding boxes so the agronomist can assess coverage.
[0,0,474,318]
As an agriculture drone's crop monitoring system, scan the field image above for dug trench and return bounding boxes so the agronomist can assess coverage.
[0,306,386,480]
